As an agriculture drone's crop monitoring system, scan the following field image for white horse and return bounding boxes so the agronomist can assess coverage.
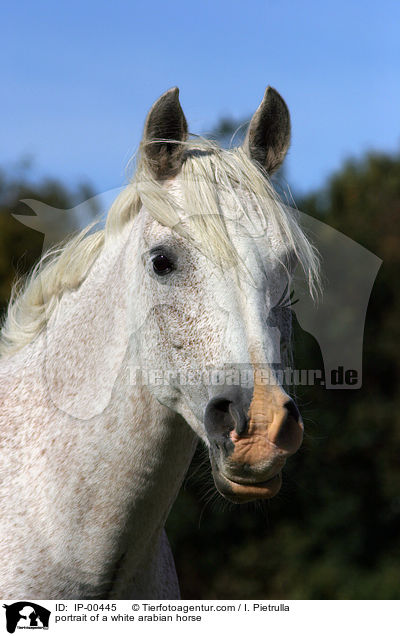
[0,87,319,599]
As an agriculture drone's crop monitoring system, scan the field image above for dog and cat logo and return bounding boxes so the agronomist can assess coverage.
[2,603,50,633]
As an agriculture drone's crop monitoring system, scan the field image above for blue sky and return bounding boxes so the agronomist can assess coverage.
[2,0,399,197]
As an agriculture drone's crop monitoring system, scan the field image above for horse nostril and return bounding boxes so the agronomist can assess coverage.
[204,392,249,442]
[212,398,231,415]
[204,398,233,443]
[284,399,300,423]
[268,398,303,453]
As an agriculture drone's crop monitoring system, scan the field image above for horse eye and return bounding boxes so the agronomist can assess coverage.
[152,253,174,276]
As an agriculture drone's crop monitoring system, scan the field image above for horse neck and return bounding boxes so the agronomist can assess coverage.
[0,223,197,597]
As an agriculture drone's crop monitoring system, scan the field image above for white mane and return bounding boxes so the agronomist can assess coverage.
[0,138,320,357]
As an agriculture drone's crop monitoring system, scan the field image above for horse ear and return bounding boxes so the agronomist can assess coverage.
[243,86,291,174]
[142,87,188,179]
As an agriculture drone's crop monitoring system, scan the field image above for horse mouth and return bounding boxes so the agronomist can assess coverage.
[212,468,282,503]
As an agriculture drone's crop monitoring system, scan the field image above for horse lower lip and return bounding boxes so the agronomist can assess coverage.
[214,470,283,503]
[227,473,280,487]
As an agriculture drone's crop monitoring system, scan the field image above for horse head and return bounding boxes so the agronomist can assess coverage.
[130,87,317,503]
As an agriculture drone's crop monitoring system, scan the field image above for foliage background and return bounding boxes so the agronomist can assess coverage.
[0,140,398,599]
